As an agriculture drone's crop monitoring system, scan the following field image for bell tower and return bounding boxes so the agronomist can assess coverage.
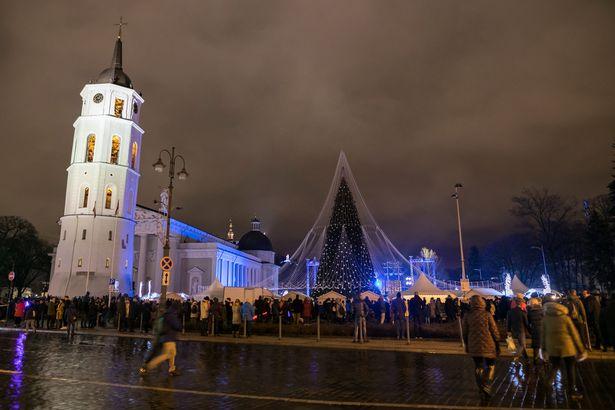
[49,20,144,297]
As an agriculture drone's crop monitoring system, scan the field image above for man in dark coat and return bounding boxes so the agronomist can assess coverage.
[292,295,303,324]
[582,290,603,350]
[408,293,425,338]
[527,298,543,363]
[390,292,407,339]
[507,296,529,360]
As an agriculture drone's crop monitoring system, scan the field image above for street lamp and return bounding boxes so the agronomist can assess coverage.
[531,245,548,278]
[153,146,188,314]
[451,183,467,281]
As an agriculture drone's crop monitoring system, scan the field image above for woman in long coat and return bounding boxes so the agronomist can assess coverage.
[527,298,543,363]
[462,295,500,399]
[542,302,585,400]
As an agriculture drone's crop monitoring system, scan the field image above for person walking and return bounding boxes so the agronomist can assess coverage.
[140,300,182,376]
[462,295,500,400]
[507,295,530,361]
[564,290,588,349]
[391,292,406,339]
[542,301,586,400]
[47,298,57,330]
[582,290,603,350]
[232,299,242,337]
[376,296,386,324]
[527,297,544,364]
[199,297,210,336]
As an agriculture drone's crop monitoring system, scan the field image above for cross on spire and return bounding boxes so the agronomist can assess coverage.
[114,16,127,39]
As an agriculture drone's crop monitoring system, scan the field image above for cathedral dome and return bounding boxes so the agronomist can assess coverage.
[237,218,273,251]
[238,231,273,252]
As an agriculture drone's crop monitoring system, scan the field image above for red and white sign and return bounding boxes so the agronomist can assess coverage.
[8,271,15,281]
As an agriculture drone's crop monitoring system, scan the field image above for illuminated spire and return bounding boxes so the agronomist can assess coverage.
[227,219,235,241]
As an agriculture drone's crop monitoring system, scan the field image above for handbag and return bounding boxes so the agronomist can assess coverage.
[506,335,516,352]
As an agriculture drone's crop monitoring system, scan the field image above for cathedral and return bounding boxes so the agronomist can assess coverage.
[48,28,279,298]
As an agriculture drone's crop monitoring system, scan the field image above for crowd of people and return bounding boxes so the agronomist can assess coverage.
[2,287,615,400]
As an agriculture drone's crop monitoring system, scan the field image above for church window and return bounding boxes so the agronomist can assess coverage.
[63,230,66,241]
[110,136,120,164]
[57,259,61,268]
[82,229,87,240]
[105,188,113,209]
[114,98,124,117]
[77,258,83,268]
[85,134,96,162]
[121,239,126,249]
[108,230,113,241]
[131,142,138,169]
[82,187,90,208]
[125,259,128,268]
[105,258,110,268]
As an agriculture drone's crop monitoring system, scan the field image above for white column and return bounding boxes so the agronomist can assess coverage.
[137,234,147,285]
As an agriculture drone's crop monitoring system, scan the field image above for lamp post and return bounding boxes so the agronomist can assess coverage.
[153,146,188,314]
[451,183,467,281]
[531,245,548,278]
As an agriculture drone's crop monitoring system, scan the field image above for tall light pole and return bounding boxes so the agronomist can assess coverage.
[531,245,548,278]
[153,147,188,314]
[452,183,467,281]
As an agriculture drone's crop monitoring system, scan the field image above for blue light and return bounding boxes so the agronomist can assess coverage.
[375,279,382,290]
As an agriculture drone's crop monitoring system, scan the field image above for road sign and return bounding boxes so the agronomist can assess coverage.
[108,278,116,286]
[8,271,15,281]
[162,270,171,286]
[160,256,173,271]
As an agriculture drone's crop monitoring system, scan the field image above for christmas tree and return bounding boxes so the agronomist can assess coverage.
[314,177,376,297]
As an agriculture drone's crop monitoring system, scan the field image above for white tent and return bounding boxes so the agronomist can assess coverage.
[193,277,225,300]
[402,273,454,301]
[317,290,347,303]
[511,275,529,295]
[360,290,381,302]
[466,287,503,300]
[281,290,309,301]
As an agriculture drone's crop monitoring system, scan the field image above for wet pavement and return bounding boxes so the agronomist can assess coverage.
[1,330,614,409]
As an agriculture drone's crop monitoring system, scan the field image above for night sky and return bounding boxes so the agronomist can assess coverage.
[1,1,614,268]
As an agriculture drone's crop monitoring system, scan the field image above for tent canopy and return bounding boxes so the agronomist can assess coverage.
[511,275,529,294]
[466,287,503,299]
[282,290,309,301]
[404,273,452,296]
[360,290,381,302]
[317,290,347,303]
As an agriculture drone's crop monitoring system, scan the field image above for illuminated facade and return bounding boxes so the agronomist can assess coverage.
[49,29,143,297]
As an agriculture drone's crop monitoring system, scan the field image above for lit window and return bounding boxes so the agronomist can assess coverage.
[105,188,113,209]
[77,258,83,267]
[131,142,138,169]
[108,230,113,241]
[82,187,89,208]
[105,258,111,268]
[114,98,124,117]
[85,134,95,162]
[82,229,87,240]
[110,136,120,164]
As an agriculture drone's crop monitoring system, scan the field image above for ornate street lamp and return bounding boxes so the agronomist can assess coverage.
[152,146,188,313]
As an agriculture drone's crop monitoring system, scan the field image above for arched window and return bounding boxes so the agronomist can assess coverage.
[110,136,120,164]
[85,134,96,162]
[131,142,138,169]
[108,230,113,241]
[105,188,113,209]
[82,187,89,208]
